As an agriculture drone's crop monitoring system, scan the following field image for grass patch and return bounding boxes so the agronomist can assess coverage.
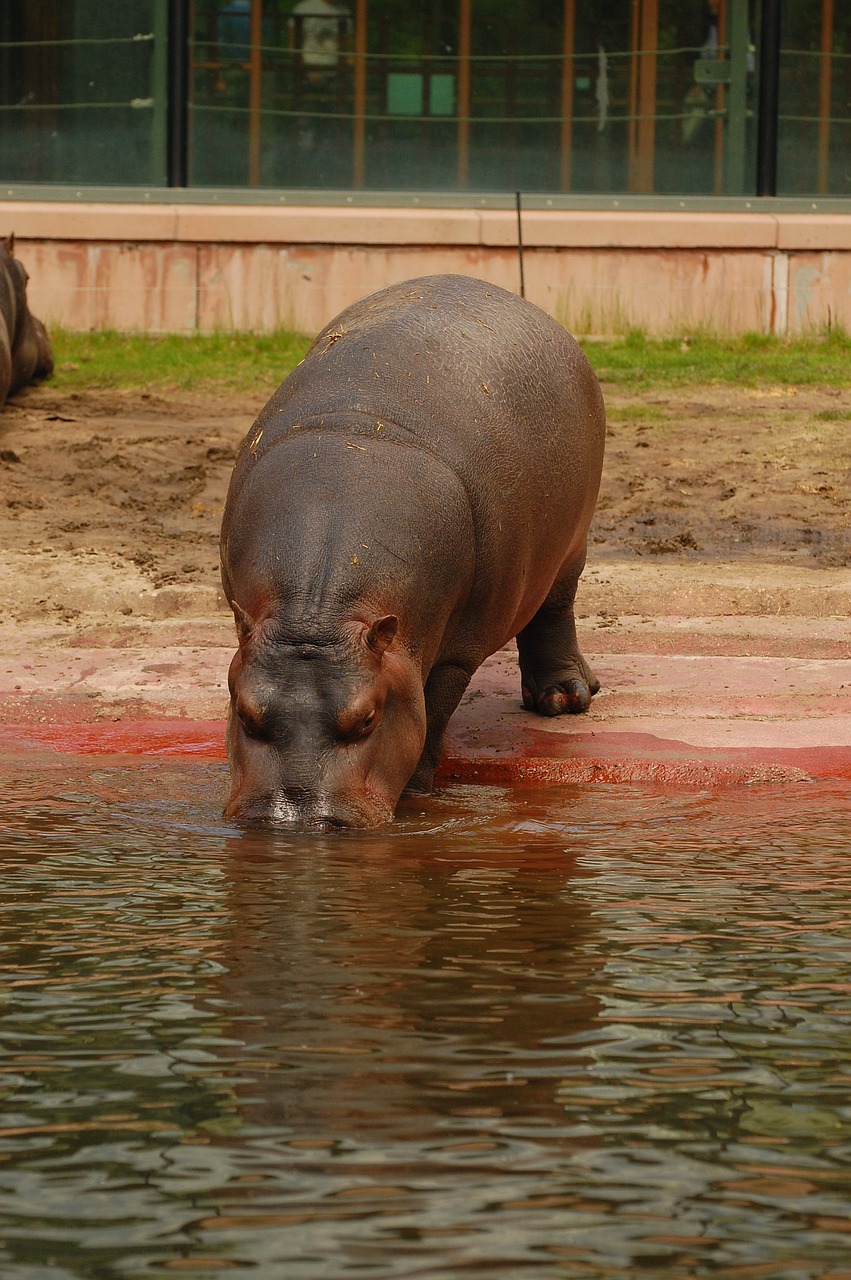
[51,328,312,395]
[48,326,851,394]
[605,403,670,424]
[589,329,851,389]
[813,408,851,422]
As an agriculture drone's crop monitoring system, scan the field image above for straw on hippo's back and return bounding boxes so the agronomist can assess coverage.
[0,235,53,405]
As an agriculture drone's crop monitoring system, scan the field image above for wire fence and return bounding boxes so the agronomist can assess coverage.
[1,32,849,195]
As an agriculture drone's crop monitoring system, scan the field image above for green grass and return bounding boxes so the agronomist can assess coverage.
[49,326,851,394]
[51,328,312,395]
[588,328,851,389]
[813,407,851,422]
[605,403,670,423]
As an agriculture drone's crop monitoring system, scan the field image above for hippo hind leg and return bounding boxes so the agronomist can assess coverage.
[516,560,599,717]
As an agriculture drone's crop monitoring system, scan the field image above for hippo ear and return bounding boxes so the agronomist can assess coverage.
[232,600,255,642]
[364,614,399,656]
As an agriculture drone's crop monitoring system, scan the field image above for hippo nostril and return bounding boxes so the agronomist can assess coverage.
[313,813,349,832]
[270,794,303,824]
[269,792,353,831]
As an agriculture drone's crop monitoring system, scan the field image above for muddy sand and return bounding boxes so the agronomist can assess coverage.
[1,378,849,785]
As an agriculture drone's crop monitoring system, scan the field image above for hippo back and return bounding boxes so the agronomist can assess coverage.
[239,275,606,660]
[246,275,604,545]
[259,274,603,504]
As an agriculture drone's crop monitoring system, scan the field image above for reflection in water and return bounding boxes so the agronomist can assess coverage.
[0,752,850,1277]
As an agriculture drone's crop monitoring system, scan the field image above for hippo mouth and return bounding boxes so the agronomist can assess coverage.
[223,788,394,831]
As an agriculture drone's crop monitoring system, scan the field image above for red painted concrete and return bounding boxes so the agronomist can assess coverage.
[3,627,850,789]
[0,719,226,759]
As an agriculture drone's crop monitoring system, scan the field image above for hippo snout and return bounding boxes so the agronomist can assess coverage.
[223,785,392,831]
[33,319,54,380]
[269,791,354,831]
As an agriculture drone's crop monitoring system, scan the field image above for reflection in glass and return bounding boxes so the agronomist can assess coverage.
[0,2,848,198]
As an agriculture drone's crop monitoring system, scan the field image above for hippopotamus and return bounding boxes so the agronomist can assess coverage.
[220,273,606,828]
[0,235,53,406]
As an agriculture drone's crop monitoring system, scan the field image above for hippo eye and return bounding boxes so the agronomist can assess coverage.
[237,704,268,740]
[339,706,377,741]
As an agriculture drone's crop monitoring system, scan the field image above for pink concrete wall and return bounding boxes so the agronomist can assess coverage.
[5,201,851,337]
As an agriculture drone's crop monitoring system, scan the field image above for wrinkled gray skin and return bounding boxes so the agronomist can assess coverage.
[220,274,606,829]
[0,235,53,406]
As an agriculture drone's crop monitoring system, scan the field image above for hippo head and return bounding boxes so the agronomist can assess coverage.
[223,604,427,830]
[1,235,54,396]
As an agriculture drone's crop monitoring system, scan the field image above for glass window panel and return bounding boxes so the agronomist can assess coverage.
[190,0,355,187]
[4,0,850,200]
[0,0,164,185]
[776,0,851,196]
[651,0,756,196]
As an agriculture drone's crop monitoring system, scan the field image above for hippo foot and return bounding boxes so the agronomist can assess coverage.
[522,673,600,717]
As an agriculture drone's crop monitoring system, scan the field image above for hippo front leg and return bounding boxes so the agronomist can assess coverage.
[516,565,599,718]
[404,662,472,795]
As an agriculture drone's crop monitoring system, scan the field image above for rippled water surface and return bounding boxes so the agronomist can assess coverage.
[2,752,851,1279]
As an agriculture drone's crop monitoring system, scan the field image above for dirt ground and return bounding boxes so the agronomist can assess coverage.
[0,378,849,630]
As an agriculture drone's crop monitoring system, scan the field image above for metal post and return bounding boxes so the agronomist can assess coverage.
[353,0,367,187]
[167,0,189,186]
[817,0,834,193]
[628,0,640,184]
[248,0,262,186]
[151,0,169,184]
[629,0,657,193]
[756,0,781,196]
[712,0,726,194]
[559,0,575,191]
[726,0,749,194]
[638,0,658,192]
[457,0,471,188]
[515,190,525,298]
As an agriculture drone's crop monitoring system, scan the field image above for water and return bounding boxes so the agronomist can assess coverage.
[1,752,850,1279]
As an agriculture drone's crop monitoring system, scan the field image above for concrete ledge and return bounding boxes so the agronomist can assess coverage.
[777,214,851,250]
[7,201,851,250]
[6,202,181,242]
[480,209,783,249]
[7,199,851,336]
[177,203,484,245]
